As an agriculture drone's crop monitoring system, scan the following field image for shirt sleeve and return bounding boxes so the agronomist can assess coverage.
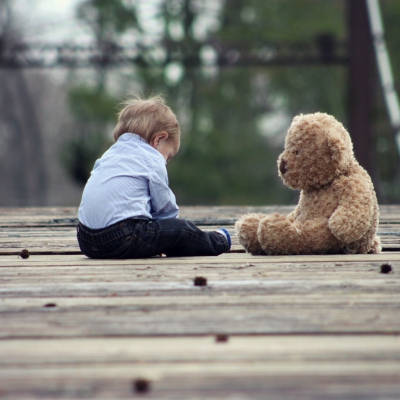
[148,161,179,219]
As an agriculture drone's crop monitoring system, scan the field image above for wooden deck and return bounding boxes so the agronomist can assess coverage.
[1,205,400,399]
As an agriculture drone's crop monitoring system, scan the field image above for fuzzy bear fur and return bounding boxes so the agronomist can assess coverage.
[235,112,381,255]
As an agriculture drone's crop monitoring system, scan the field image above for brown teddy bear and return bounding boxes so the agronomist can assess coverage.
[235,112,381,255]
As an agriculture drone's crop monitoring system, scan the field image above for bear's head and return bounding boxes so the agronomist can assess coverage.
[277,112,355,190]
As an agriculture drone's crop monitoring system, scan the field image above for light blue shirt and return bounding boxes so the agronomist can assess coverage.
[78,133,179,229]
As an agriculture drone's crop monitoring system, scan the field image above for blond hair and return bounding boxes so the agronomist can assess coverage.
[113,94,180,143]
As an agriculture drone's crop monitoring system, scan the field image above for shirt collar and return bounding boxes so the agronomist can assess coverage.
[119,133,167,164]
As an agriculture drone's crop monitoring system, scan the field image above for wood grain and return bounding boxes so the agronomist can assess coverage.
[0,206,400,398]
[0,337,400,398]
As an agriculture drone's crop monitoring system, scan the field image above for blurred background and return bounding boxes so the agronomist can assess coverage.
[1,0,400,207]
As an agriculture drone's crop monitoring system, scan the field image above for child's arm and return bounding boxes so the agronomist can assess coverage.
[149,167,179,219]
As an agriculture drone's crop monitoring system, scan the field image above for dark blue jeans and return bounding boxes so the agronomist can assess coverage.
[77,218,230,259]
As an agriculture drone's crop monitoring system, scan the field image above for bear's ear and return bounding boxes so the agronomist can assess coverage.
[328,130,352,171]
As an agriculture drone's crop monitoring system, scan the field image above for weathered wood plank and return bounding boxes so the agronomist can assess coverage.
[0,205,399,226]
[0,336,400,399]
[0,206,293,226]
[1,303,399,337]
[0,254,399,337]
[0,254,398,285]
[1,364,399,399]
[0,205,399,254]
[2,252,400,266]
[0,262,397,282]
[1,292,400,335]
[0,249,398,337]
[1,294,399,312]
[0,237,399,254]
[2,336,400,364]
[0,206,400,398]
[3,282,399,299]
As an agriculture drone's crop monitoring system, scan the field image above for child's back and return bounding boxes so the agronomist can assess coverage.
[79,133,178,229]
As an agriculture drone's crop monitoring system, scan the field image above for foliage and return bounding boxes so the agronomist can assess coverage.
[62,0,400,203]
[61,86,117,184]
[67,85,118,123]
[76,0,138,39]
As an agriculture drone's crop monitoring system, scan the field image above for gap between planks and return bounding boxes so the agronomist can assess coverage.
[2,251,400,265]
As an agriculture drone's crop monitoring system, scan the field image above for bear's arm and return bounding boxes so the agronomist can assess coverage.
[287,204,301,221]
[328,174,374,243]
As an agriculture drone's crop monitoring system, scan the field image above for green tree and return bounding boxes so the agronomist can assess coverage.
[61,86,118,185]
[63,0,400,204]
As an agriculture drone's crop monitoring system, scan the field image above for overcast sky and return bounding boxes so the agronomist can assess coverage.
[13,0,86,42]
[12,0,219,45]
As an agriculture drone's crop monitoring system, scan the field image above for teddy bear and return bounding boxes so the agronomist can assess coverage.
[235,112,381,255]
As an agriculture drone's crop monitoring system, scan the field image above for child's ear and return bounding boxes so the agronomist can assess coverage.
[154,131,168,144]
[151,131,169,147]
[158,132,169,141]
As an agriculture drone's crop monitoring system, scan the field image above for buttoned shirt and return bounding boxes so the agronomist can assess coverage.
[78,133,179,229]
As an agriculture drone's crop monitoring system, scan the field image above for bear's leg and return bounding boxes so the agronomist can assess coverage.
[258,215,338,255]
[235,213,265,255]
[369,236,382,254]
[257,213,303,255]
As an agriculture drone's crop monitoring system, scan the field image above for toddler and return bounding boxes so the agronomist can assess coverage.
[77,95,231,258]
